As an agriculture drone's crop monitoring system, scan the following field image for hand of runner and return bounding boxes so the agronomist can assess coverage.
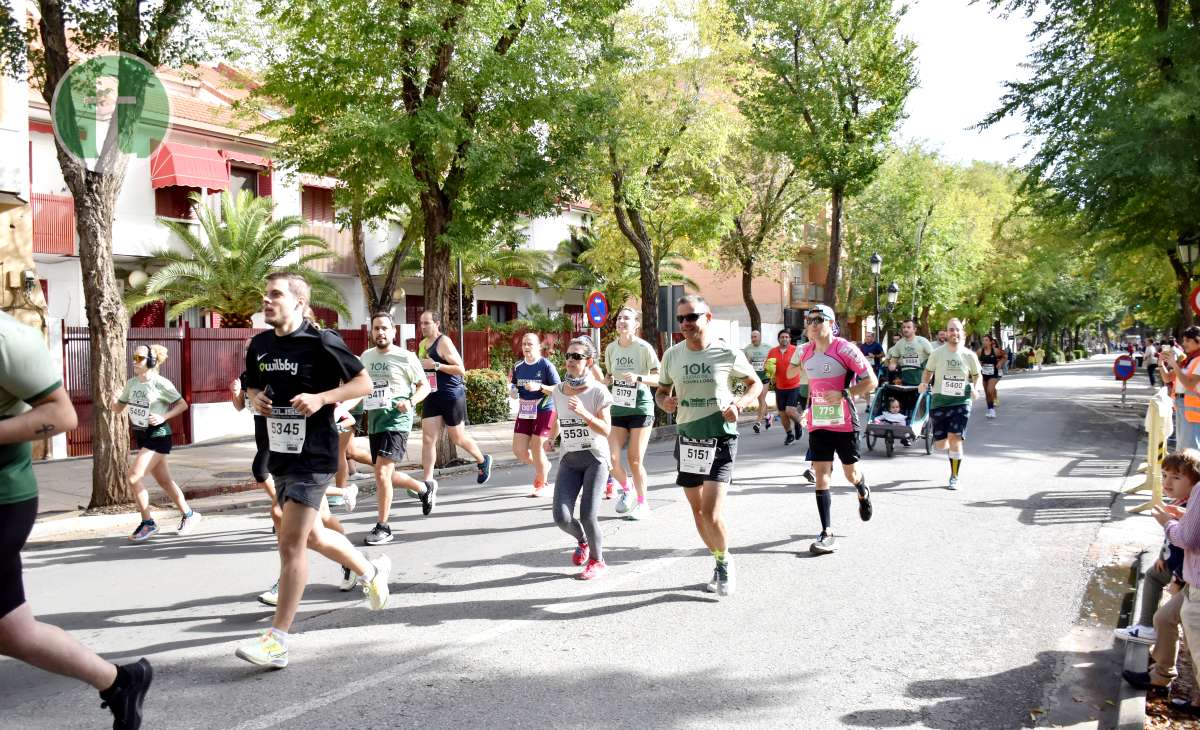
[721,402,739,422]
[618,372,637,385]
[230,378,242,396]
[291,392,325,417]
[567,396,589,419]
[250,390,273,416]
[661,394,678,413]
[523,381,541,392]
[820,390,843,405]
[421,357,436,370]
[918,382,928,395]
[394,399,409,413]
[148,414,165,426]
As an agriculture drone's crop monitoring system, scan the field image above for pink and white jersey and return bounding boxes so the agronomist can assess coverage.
[798,337,871,432]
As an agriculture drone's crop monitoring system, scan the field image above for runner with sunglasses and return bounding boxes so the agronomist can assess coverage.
[788,305,876,555]
[657,295,762,596]
[604,306,660,520]
[113,344,199,542]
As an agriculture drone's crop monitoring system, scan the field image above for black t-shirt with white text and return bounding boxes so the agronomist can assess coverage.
[242,321,363,475]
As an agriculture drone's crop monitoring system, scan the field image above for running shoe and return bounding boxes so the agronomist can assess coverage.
[1113,624,1156,645]
[258,581,279,606]
[810,532,837,555]
[579,559,607,581]
[343,483,359,513]
[1122,670,1170,694]
[364,523,393,545]
[801,468,815,483]
[987,408,996,419]
[604,478,614,500]
[947,477,959,491]
[476,454,493,484]
[765,416,773,430]
[705,565,720,593]
[615,489,632,514]
[625,501,650,521]
[784,433,795,446]
[339,567,357,592]
[362,554,391,610]
[421,479,438,516]
[717,560,735,597]
[99,657,153,729]
[572,541,590,566]
[752,421,760,434]
[530,479,546,498]
[177,510,202,535]
[327,494,345,507]
[405,487,419,499]
[856,480,873,522]
[235,630,288,669]
[129,520,158,542]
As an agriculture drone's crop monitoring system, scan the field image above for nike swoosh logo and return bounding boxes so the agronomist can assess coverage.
[257,354,268,361]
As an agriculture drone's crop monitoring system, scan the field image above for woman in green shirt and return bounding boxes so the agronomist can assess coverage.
[112,344,198,542]
[604,307,660,520]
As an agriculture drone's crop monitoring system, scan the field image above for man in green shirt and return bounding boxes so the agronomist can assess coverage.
[919,318,981,490]
[0,312,153,728]
[657,295,761,597]
[743,330,773,433]
[360,312,437,546]
[887,319,934,386]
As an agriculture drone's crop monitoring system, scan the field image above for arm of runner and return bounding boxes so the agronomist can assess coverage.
[848,369,878,400]
[409,368,432,406]
[230,379,246,411]
[655,385,678,413]
[150,398,188,426]
[918,369,934,394]
[0,385,77,445]
[293,370,372,417]
[572,397,611,438]
[731,374,763,417]
[430,338,467,377]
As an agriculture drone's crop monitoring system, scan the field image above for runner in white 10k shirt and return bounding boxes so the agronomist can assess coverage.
[919,318,981,490]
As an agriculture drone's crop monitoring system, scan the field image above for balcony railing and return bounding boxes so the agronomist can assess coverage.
[301,222,356,275]
[32,193,76,255]
[789,282,825,306]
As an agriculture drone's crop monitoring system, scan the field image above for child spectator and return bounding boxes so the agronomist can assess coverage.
[873,398,907,426]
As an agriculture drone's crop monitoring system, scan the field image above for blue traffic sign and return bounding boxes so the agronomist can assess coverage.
[1114,355,1136,381]
[586,291,609,328]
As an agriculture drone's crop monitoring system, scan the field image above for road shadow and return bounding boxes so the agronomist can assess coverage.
[965,490,1122,526]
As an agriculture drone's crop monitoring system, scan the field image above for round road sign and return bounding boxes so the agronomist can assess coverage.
[1190,285,1200,318]
[1114,355,1136,381]
[586,291,609,328]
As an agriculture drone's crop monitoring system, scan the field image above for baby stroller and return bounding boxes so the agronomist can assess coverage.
[864,384,932,457]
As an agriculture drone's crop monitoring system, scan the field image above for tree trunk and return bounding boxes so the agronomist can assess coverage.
[740,254,761,333]
[419,194,460,467]
[1168,242,1195,337]
[919,304,931,338]
[74,182,132,507]
[823,185,844,315]
[638,253,661,354]
[348,182,379,314]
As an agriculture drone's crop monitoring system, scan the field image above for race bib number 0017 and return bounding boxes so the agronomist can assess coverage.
[268,407,307,453]
[559,419,593,452]
[612,383,637,408]
[679,436,717,475]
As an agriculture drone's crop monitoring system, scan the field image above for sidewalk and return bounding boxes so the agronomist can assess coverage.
[32,418,524,518]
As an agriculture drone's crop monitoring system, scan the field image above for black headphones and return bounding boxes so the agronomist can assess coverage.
[143,347,157,369]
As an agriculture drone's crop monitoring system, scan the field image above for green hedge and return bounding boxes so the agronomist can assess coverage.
[465,369,511,425]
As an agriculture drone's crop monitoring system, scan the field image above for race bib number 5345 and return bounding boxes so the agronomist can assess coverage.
[267,407,307,453]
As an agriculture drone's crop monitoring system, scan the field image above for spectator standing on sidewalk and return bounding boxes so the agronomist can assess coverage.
[1161,328,1200,452]
[1153,449,1200,713]
[1146,340,1159,387]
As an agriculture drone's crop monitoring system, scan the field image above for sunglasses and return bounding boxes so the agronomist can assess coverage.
[565,352,588,361]
[132,354,147,363]
[805,317,827,325]
[676,312,705,324]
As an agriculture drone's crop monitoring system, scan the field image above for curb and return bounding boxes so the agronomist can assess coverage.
[1115,550,1153,730]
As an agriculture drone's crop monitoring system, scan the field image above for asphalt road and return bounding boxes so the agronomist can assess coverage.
[2,357,1148,729]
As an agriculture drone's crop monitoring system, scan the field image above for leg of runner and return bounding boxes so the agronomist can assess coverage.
[609,426,631,512]
[985,378,998,418]
[512,432,540,496]
[810,463,836,555]
[446,422,491,483]
[368,453,397,545]
[841,461,872,522]
[148,457,200,535]
[127,448,160,541]
[419,415,443,482]
[786,405,804,443]
[947,432,965,490]
[553,454,591,567]
[326,430,358,513]
[778,393,794,445]
[346,436,432,503]
[530,433,550,496]
[684,482,733,596]
[624,425,653,520]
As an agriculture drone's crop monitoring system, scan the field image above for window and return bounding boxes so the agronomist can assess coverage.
[404,295,425,326]
[309,306,338,328]
[478,300,516,323]
[155,186,199,220]
[230,167,259,197]
[301,185,335,223]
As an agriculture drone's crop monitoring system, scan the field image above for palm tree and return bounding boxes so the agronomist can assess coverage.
[551,226,696,309]
[125,190,349,327]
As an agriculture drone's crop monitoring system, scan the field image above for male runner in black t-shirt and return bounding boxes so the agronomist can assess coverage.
[235,272,391,669]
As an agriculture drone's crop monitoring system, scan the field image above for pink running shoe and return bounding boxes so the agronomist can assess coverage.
[572,541,590,566]
[579,560,607,580]
[529,479,545,498]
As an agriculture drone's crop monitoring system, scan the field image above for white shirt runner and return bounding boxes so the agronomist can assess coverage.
[559,418,593,452]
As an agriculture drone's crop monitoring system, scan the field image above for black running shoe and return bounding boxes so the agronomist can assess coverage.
[752,422,760,434]
[1122,670,1168,696]
[477,454,493,484]
[802,468,815,483]
[784,434,795,446]
[100,658,153,730]
[856,480,873,522]
[421,479,438,516]
[364,523,393,545]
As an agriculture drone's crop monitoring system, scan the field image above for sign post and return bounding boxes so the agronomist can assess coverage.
[586,290,609,357]
[1114,354,1136,407]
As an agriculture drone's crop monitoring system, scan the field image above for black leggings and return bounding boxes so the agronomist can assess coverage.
[0,497,38,619]
[252,417,270,483]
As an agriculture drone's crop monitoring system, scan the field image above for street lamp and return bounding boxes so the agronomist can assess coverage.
[870,253,883,343]
[886,282,899,310]
[1178,235,1200,276]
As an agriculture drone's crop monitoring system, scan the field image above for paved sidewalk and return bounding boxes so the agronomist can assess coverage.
[32,419,525,518]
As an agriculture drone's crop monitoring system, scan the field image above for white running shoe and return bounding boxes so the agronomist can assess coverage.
[615,489,632,514]
[339,567,358,592]
[1113,624,1156,645]
[986,408,996,419]
[177,511,202,535]
[258,581,279,606]
[948,476,959,491]
[625,501,650,521]
[363,555,391,610]
[342,483,358,513]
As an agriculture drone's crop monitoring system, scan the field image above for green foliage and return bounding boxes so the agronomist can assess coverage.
[465,369,511,426]
[466,315,499,333]
[489,346,518,377]
[125,190,348,322]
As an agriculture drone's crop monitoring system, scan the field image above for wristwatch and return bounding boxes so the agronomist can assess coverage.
[433,362,441,372]
[635,375,643,383]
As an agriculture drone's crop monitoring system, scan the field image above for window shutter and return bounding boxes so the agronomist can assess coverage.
[258,169,272,199]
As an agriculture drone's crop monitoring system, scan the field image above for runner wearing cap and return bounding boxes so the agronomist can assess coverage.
[788,304,876,555]
[656,295,762,596]
[919,318,982,490]
[744,331,773,434]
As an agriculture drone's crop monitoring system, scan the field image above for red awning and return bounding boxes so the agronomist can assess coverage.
[150,142,229,190]
[221,149,271,169]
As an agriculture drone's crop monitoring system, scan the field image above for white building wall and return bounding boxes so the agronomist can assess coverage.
[0,34,29,201]
[37,259,85,325]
